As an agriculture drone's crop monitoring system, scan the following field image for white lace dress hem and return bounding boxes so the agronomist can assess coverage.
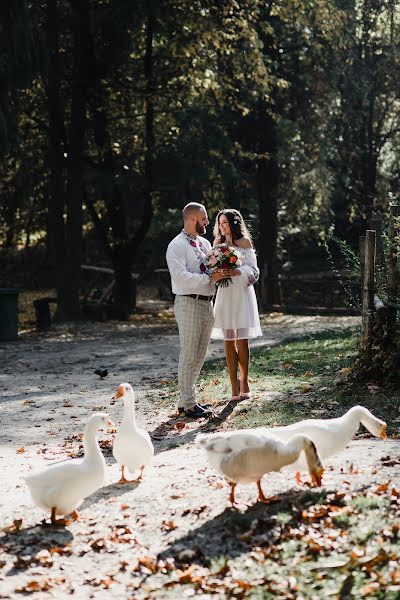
[211,248,263,341]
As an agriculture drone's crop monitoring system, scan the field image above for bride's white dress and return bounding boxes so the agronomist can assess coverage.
[211,248,263,341]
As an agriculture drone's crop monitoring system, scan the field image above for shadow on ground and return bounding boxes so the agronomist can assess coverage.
[2,525,73,575]
[149,398,247,455]
[157,487,328,564]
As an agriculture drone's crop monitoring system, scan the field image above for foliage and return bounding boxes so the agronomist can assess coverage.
[196,328,399,431]
[322,232,362,312]
[1,0,400,321]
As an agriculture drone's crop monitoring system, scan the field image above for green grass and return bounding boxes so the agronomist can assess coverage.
[10,311,399,598]
[140,488,399,599]
[147,328,399,598]
[195,329,397,433]
[161,327,398,432]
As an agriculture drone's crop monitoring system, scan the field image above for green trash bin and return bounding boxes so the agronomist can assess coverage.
[0,288,20,341]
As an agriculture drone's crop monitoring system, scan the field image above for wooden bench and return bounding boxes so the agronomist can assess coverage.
[81,265,141,320]
[33,265,141,329]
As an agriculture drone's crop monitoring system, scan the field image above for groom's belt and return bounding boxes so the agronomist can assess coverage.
[181,294,214,301]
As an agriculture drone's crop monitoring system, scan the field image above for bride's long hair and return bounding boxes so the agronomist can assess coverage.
[213,209,253,245]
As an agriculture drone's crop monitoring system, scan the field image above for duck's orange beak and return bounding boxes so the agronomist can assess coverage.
[310,467,324,487]
[115,385,124,400]
[379,423,388,440]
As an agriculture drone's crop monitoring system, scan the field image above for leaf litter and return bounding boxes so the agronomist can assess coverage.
[1,315,399,598]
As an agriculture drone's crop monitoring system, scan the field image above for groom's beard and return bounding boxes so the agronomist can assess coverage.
[195,221,206,235]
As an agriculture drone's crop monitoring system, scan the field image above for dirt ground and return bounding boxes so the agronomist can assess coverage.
[0,308,398,599]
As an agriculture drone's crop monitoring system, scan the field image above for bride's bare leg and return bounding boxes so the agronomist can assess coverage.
[237,339,250,394]
[224,340,240,398]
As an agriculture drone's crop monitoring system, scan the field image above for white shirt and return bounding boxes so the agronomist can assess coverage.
[166,231,215,296]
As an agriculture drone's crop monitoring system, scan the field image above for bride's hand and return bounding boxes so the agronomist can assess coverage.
[230,269,240,276]
[211,269,231,282]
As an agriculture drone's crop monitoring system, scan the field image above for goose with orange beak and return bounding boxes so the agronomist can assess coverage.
[259,405,387,482]
[113,383,154,483]
[25,413,114,525]
[196,430,324,507]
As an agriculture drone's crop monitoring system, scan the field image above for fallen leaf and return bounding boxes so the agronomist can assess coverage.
[161,519,177,532]
[135,555,157,574]
[233,579,253,590]
[2,519,23,533]
[49,545,72,556]
[98,576,115,589]
[302,384,313,393]
[359,549,390,571]
[359,582,380,595]
[350,547,364,560]
[90,538,107,552]
[374,480,391,494]
[16,447,25,454]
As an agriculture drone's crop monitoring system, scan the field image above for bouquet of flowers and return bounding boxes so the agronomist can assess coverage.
[203,244,243,288]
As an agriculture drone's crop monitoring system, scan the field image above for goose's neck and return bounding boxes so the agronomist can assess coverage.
[83,426,102,462]
[123,395,137,428]
[286,435,305,463]
[301,437,319,470]
[343,406,365,432]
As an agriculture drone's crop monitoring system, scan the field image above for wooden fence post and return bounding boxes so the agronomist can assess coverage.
[362,230,376,361]
[368,215,384,264]
[387,205,400,346]
[359,235,365,300]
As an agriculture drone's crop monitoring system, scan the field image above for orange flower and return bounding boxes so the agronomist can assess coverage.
[229,256,237,263]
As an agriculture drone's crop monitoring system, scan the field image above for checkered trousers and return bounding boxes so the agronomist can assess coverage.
[174,295,214,408]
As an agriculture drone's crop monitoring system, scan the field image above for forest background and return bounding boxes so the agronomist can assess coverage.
[1,0,399,320]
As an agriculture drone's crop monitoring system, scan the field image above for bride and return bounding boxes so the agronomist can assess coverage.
[211,209,262,401]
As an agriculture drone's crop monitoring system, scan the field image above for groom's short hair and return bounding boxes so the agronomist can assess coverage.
[183,202,205,220]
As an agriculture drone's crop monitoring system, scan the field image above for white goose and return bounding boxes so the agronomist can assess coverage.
[112,383,154,483]
[25,412,113,525]
[261,405,387,478]
[196,429,324,506]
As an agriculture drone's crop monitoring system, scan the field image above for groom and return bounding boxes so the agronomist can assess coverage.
[166,202,227,418]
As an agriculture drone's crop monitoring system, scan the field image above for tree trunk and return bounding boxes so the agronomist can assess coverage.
[387,205,399,346]
[4,195,17,248]
[256,113,282,308]
[57,0,90,319]
[111,11,155,317]
[45,0,67,314]
[361,230,375,362]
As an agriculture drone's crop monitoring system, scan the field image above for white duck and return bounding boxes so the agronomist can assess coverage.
[112,383,154,483]
[25,412,113,525]
[261,405,387,478]
[196,429,324,506]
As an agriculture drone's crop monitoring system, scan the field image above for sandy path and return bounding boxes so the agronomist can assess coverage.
[1,311,398,598]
